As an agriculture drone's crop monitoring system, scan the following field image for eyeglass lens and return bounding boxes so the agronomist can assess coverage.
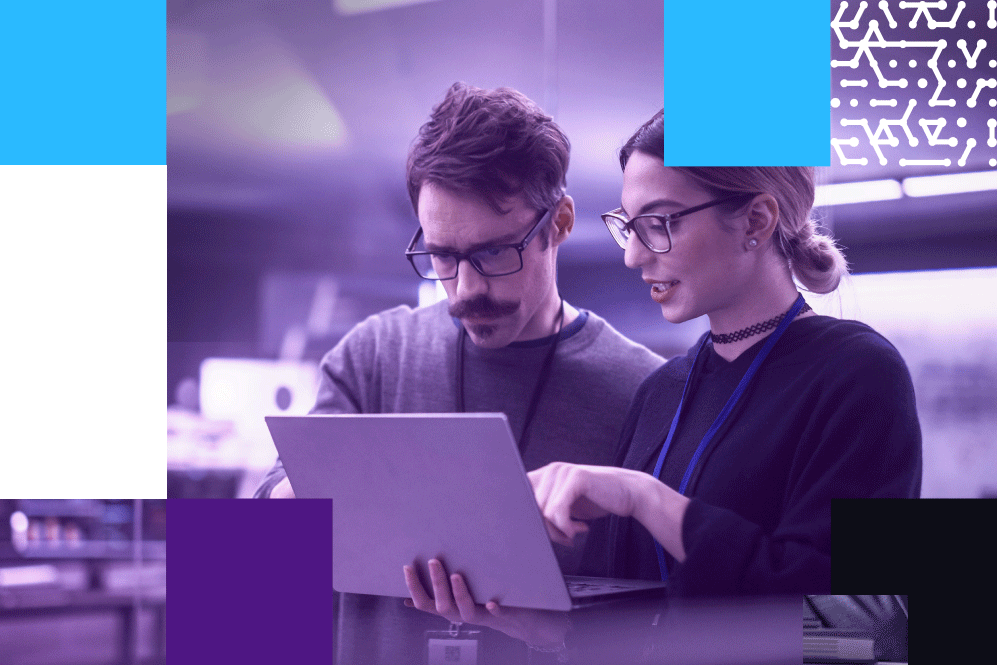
[409,246,523,279]
[606,214,671,252]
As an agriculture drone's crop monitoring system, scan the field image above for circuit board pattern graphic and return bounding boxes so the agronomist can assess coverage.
[831,1,997,173]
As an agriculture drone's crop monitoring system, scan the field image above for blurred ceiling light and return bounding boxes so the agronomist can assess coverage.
[814,179,903,207]
[333,0,444,16]
[902,170,997,198]
[230,80,347,149]
[203,21,349,153]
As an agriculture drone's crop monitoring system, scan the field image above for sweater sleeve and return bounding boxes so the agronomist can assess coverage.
[667,334,922,595]
[252,318,378,498]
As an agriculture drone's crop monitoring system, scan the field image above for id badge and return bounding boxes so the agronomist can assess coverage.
[426,622,481,665]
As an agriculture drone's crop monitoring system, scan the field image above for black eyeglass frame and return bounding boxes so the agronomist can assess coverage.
[601,193,757,253]
[405,207,554,280]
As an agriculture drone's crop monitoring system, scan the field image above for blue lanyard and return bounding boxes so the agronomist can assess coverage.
[651,294,807,581]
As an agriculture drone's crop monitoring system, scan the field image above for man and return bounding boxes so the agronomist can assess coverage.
[255,82,664,664]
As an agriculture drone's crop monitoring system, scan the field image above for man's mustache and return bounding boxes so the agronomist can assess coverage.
[449,295,520,319]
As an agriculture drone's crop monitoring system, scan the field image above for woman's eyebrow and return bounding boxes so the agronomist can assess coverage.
[621,198,685,218]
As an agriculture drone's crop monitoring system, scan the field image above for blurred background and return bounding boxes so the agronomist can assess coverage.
[167,0,997,498]
[0,500,166,665]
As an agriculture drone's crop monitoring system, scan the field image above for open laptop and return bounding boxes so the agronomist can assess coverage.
[266,412,669,611]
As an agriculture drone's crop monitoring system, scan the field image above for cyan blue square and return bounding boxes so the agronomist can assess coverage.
[0,3,165,165]
[662,1,830,166]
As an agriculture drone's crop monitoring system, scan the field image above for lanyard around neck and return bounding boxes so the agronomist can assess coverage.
[651,293,807,581]
[455,298,565,455]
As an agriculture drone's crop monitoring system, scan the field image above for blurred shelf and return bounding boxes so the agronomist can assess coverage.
[4,500,166,558]
[8,541,166,561]
[0,589,166,613]
[14,500,106,519]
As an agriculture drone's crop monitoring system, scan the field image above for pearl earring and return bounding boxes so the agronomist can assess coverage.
[747,238,758,248]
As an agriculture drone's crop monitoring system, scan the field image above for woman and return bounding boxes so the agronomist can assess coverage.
[404,110,922,653]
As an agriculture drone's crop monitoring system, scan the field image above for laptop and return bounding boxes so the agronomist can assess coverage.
[266,412,669,611]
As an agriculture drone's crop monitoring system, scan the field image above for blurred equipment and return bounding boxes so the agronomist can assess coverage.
[805,595,908,664]
[803,630,876,663]
[165,357,320,497]
[200,358,318,446]
[199,358,319,432]
[1,500,166,665]
[6,500,165,560]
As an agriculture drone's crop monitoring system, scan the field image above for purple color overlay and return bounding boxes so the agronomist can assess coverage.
[168,499,333,664]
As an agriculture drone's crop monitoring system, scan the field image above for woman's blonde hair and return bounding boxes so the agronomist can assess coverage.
[620,112,848,294]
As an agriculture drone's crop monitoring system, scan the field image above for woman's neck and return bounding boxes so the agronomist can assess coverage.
[707,279,811,362]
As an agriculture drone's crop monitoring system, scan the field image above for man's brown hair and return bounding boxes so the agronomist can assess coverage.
[407,82,570,221]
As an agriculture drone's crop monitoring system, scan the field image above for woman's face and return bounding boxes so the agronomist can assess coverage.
[620,153,750,324]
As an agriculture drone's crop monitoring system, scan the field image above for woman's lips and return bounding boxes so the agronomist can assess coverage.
[649,280,679,303]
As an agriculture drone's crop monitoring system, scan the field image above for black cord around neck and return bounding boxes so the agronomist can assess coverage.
[456,298,565,454]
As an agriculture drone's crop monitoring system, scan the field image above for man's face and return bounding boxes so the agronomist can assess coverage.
[416,182,559,348]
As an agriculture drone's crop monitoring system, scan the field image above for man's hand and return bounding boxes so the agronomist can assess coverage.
[269,477,296,499]
[403,559,570,649]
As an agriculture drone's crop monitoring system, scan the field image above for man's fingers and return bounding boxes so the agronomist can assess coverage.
[404,561,465,623]
[428,559,457,615]
[403,565,434,610]
[450,573,484,623]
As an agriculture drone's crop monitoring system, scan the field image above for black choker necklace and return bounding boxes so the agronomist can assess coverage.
[711,301,812,345]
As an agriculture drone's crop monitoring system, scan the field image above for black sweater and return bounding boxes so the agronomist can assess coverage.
[605,315,922,595]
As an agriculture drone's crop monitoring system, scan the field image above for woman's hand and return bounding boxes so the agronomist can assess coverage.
[403,559,571,649]
[529,462,646,546]
[529,462,690,562]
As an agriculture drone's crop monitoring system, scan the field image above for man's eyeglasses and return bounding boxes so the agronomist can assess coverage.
[405,208,553,280]
[601,193,756,253]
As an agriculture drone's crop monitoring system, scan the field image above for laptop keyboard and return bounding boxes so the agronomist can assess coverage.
[567,579,645,595]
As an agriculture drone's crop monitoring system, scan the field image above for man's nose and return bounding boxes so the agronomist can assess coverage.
[454,259,488,300]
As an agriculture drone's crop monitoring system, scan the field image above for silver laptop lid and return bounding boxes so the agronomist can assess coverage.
[266,413,574,611]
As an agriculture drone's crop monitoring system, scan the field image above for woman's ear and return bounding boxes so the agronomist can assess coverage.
[550,195,575,247]
[743,193,779,245]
